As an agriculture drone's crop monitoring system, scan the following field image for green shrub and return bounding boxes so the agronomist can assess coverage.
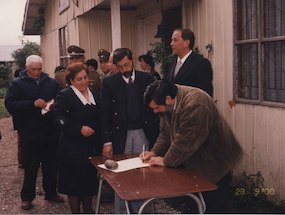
[0,99,10,118]
[0,88,7,99]
[229,171,285,213]
[0,88,10,118]
[0,64,12,88]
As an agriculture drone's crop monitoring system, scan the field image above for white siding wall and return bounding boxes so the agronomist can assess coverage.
[183,0,285,200]
[78,10,139,67]
[40,0,103,73]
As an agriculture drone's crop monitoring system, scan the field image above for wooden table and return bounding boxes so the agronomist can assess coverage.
[90,154,217,214]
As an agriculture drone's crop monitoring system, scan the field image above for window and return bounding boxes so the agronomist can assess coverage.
[234,0,285,105]
[59,27,68,68]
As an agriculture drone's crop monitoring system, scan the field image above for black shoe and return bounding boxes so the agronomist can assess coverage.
[45,195,64,203]
[21,201,32,210]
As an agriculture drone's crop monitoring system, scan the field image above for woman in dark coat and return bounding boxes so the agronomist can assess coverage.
[54,62,102,213]
[138,54,161,81]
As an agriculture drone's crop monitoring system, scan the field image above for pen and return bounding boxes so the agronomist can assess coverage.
[142,144,145,162]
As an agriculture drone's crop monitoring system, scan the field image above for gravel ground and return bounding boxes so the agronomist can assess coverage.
[0,117,179,214]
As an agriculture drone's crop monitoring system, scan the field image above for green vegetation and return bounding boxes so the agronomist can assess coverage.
[12,40,40,69]
[229,171,285,213]
[148,41,174,78]
[0,88,10,118]
[0,87,7,99]
[0,100,10,119]
[0,64,12,88]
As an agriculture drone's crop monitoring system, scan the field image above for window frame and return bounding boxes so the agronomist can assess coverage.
[59,26,69,68]
[233,0,285,108]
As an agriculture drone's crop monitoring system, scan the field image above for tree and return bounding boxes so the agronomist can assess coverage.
[148,41,174,78]
[11,41,40,69]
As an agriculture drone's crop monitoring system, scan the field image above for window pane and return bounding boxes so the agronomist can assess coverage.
[264,41,285,102]
[237,0,258,40]
[237,44,259,99]
[264,0,285,37]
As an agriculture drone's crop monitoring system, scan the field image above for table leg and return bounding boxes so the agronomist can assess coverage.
[124,200,131,214]
[185,193,204,213]
[95,177,104,213]
[138,198,155,214]
[198,192,206,213]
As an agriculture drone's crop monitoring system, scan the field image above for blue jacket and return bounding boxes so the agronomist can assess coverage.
[5,70,59,134]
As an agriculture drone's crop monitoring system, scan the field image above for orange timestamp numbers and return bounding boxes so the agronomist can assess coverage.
[234,187,275,196]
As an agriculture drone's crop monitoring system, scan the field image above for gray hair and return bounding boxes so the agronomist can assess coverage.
[26,55,43,66]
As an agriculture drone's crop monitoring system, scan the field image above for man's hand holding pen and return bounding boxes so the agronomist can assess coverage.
[140,150,155,163]
[140,151,165,166]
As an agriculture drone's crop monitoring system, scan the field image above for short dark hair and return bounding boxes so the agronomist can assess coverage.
[54,66,66,73]
[14,68,23,78]
[86,58,98,70]
[174,28,195,50]
[138,54,155,69]
[65,62,88,85]
[113,48,132,64]
[144,79,177,105]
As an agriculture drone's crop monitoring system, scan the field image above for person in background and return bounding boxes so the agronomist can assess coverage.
[5,55,64,210]
[142,80,243,213]
[86,58,101,93]
[54,65,67,90]
[138,54,160,81]
[100,48,159,213]
[166,28,213,97]
[53,62,102,213]
[108,51,118,74]
[13,68,25,168]
[98,49,112,79]
[67,45,86,64]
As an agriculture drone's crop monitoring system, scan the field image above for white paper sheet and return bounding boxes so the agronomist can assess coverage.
[98,157,150,173]
[41,99,54,115]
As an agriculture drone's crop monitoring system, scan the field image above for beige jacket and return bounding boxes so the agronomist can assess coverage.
[152,85,243,183]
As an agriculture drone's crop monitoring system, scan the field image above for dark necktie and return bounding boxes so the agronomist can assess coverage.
[129,77,133,84]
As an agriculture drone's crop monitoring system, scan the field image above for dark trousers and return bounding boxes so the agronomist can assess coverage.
[19,131,58,202]
[203,172,232,213]
[17,132,24,166]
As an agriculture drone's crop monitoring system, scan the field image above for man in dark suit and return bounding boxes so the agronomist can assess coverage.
[166,28,213,97]
[100,48,159,213]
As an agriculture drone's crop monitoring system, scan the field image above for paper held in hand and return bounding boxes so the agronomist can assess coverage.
[41,99,54,115]
[98,157,150,173]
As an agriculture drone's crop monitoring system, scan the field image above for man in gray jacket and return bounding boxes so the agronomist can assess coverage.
[142,80,243,213]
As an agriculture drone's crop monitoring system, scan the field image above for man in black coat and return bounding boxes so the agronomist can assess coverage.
[166,28,213,97]
[100,48,159,213]
[5,55,64,210]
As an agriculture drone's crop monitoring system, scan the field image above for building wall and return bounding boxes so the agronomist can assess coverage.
[40,0,103,74]
[40,0,142,74]
[183,0,285,200]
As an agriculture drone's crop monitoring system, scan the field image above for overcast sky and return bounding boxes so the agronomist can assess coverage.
[0,0,40,45]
